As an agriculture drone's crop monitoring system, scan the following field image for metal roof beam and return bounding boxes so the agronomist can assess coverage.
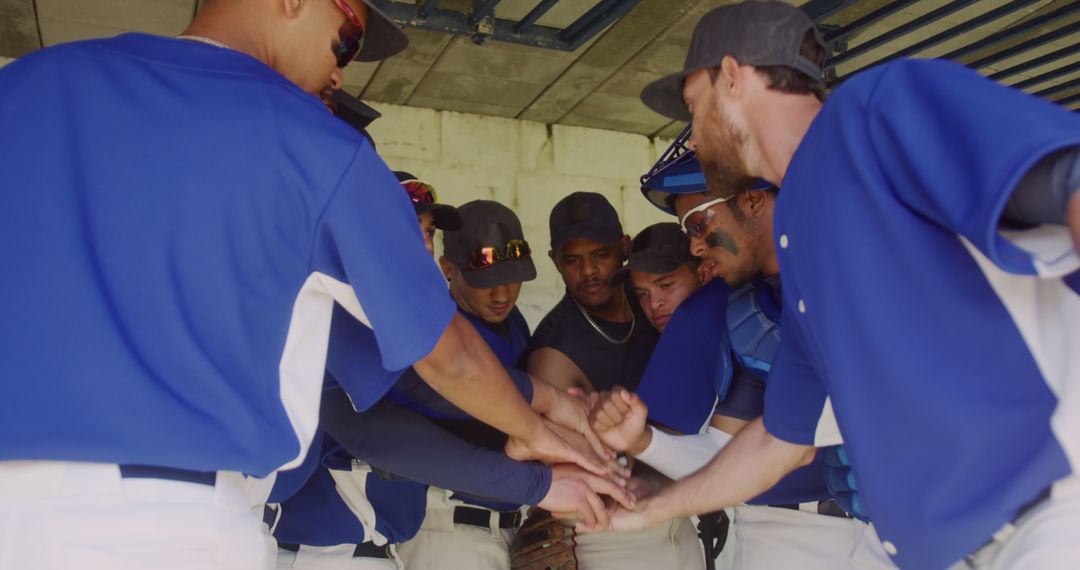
[988,43,1080,81]
[823,0,921,45]
[558,0,641,48]
[1033,74,1080,98]
[468,0,503,25]
[967,20,1080,71]
[514,0,560,34]
[1054,91,1080,106]
[1011,59,1080,90]
[801,0,859,22]
[941,2,1080,63]
[828,0,981,67]
[417,0,441,18]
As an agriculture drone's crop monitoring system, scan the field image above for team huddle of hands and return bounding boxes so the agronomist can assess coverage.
[505,383,664,533]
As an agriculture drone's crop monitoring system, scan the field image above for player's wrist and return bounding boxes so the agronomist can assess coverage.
[627,426,653,457]
[529,376,556,414]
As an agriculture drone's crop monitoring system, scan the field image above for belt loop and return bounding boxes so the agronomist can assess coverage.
[991,522,1016,544]
[388,543,404,570]
[489,510,500,540]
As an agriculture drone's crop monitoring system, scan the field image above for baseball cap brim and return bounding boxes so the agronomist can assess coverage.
[640,68,697,122]
[415,203,463,231]
[459,258,537,289]
[552,227,624,256]
[356,1,409,62]
[611,256,684,285]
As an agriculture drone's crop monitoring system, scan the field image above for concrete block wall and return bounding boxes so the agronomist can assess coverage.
[367,103,676,328]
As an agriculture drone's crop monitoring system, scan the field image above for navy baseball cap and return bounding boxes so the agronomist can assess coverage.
[640,1,824,121]
[549,192,624,255]
[394,171,462,231]
[356,0,410,62]
[444,200,537,289]
[612,223,693,285]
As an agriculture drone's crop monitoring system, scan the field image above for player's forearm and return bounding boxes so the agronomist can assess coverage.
[414,313,544,440]
[633,426,733,480]
[638,418,814,523]
[322,391,552,506]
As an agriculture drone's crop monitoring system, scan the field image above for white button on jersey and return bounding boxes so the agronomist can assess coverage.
[779,234,789,249]
[798,299,806,313]
[882,540,898,556]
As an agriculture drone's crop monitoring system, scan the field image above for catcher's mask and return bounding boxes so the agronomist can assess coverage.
[640,124,776,216]
[640,124,705,216]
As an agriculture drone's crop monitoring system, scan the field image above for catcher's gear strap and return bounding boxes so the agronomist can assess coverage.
[635,426,733,481]
[697,510,730,570]
[511,510,575,570]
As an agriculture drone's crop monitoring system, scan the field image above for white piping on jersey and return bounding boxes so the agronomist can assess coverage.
[960,236,1080,470]
[813,397,843,447]
[998,225,1078,277]
[328,461,391,546]
[276,272,373,471]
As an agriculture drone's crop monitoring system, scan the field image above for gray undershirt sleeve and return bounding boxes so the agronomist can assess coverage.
[1002,146,1080,226]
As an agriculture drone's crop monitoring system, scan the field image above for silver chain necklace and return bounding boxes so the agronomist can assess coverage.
[177,35,230,49]
[573,295,635,345]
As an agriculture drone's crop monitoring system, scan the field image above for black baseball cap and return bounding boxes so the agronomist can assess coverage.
[612,223,692,285]
[549,192,624,255]
[356,0,409,62]
[444,200,537,289]
[640,1,824,120]
[331,90,382,131]
[394,171,462,231]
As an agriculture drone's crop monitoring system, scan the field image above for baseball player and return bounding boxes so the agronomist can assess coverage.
[593,145,894,569]
[613,222,709,333]
[608,2,1080,569]
[390,199,631,569]
[0,1,605,568]
[523,192,703,570]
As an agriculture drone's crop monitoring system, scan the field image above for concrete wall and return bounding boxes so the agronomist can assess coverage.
[366,103,675,328]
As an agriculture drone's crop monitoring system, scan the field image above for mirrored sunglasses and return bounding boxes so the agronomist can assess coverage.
[462,240,531,270]
[330,0,367,68]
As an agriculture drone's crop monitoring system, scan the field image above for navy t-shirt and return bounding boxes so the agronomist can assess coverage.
[527,291,659,391]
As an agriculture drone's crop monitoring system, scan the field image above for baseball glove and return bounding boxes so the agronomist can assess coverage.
[510,509,575,570]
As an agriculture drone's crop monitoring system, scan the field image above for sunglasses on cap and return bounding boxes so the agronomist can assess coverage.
[400,180,438,206]
[679,195,734,239]
[330,0,367,68]
[461,240,531,270]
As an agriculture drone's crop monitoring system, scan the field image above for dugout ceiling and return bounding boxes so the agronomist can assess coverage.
[2,0,1079,137]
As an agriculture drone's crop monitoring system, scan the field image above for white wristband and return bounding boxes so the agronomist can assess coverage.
[634,425,733,480]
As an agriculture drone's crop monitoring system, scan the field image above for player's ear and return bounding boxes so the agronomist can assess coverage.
[719,55,741,98]
[438,256,454,282]
[744,189,767,218]
[282,0,304,19]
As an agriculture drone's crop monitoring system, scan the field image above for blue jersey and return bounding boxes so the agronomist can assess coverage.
[637,279,830,505]
[0,35,455,476]
[765,59,1080,569]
